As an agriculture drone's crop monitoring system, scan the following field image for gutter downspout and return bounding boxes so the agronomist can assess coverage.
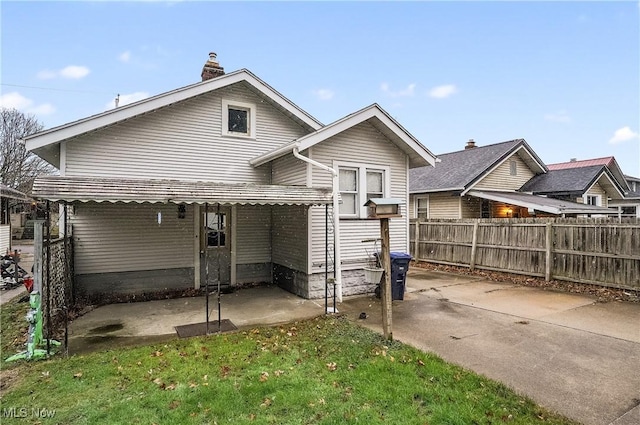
[293,145,342,303]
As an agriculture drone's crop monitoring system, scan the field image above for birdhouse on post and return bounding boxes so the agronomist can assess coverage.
[364,198,403,341]
[364,198,403,219]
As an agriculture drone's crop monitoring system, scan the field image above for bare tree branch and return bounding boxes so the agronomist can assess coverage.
[1,108,55,194]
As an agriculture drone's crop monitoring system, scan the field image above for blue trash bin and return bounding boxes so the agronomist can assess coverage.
[390,252,412,300]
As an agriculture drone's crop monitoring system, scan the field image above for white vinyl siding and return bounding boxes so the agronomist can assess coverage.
[72,202,193,275]
[428,192,461,218]
[474,153,535,191]
[64,82,309,183]
[235,205,271,264]
[309,121,408,270]
[0,225,10,254]
[272,152,309,186]
[272,205,308,271]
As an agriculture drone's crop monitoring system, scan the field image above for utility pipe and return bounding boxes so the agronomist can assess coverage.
[292,145,342,303]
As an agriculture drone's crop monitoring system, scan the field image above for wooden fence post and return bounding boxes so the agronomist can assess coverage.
[413,220,420,260]
[545,222,553,281]
[470,220,479,271]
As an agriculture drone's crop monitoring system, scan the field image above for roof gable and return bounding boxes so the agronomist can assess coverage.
[410,139,546,193]
[548,156,629,192]
[24,69,323,153]
[520,165,625,198]
[251,104,437,169]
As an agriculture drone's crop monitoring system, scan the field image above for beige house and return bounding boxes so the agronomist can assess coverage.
[409,139,619,219]
[24,54,436,302]
[521,157,626,210]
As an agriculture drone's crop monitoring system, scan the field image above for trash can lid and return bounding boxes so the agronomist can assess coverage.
[389,251,412,260]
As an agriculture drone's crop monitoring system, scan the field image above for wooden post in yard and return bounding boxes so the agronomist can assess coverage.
[380,217,393,340]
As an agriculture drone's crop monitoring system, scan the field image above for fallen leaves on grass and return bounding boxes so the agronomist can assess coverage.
[260,372,269,382]
[73,372,83,379]
[260,398,272,408]
[326,362,337,371]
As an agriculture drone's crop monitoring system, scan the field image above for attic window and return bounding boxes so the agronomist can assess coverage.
[222,99,256,139]
[509,160,517,176]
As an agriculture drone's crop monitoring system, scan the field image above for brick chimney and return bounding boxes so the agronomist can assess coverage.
[201,52,225,81]
[465,139,477,149]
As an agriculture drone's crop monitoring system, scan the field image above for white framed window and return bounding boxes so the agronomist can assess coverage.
[583,194,601,206]
[415,196,429,219]
[336,161,390,218]
[222,99,256,139]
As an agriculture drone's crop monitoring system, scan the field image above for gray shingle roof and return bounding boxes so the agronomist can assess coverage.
[519,165,604,194]
[410,139,529,193]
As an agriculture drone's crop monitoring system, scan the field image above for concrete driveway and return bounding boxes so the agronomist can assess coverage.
[339,269,640,425]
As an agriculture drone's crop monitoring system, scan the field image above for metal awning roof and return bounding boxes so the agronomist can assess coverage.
[32,176,333,205]
[468,190,619,215]
[1,184,32,202]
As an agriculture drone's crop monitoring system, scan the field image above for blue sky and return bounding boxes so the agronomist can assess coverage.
[2,1,639,176]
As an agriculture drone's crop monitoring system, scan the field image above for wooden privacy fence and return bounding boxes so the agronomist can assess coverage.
[410,218,640,291]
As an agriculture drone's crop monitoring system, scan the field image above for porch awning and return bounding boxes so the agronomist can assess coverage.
[31,176,333,206]
[467,190,619,215]
[0,184,32,202]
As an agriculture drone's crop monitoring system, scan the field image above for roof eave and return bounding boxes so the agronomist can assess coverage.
[25,69,323,152]
[251,104,436,168]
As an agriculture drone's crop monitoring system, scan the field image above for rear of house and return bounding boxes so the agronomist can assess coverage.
[26,54,436,302]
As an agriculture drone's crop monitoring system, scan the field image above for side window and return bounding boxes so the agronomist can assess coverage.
[416,197,428,219]
[339,168,358,216]
[366,170,384,200]
[584,195,600,206]
[337,164,389,218]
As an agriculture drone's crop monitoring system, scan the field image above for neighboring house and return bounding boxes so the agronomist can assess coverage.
[534,157,639,218]
[616,175,640,218]
[409,139,615,219]
[522,157,627,210]
[24,53,436,302]
[1,184,32,253]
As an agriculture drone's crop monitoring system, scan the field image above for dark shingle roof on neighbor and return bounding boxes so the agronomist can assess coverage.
[410,139,540,193]
[520,165,607,194]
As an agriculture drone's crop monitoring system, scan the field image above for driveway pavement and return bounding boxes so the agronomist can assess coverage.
[339,269,640,425]
[47,266,639,425]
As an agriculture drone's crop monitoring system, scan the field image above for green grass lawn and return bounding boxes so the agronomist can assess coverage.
[0,300,577,425]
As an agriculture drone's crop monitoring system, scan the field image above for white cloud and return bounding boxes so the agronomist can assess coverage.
[608,126,639,145]
[544,110,571,123]
[37,65,90,80]
[312,89,334,101]
[0,92,33,109]
[119,51,132,63]
[0,92,55,115]
[105,92,150,110]
[428,84,458,99]
[380,82,416,98]
[59,65,90,79]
